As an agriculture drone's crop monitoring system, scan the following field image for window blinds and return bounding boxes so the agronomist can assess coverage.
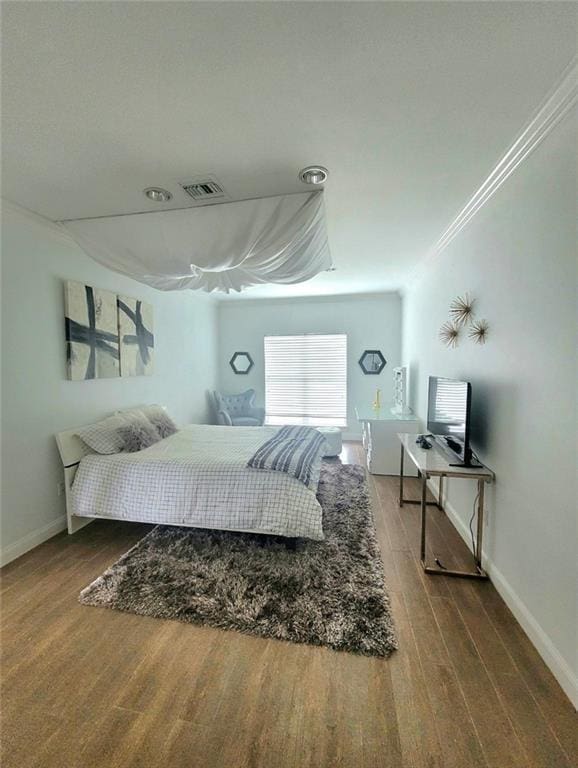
[264,334,347,427]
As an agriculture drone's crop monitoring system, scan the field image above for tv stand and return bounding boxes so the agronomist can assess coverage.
[433,435,482,468]
[443,436,462,453]
[398,432,494,579]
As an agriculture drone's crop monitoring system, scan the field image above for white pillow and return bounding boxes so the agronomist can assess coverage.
[114,406,150,422]
[77,415,129,455]
[116,404,167,420]
[77,411,157,454]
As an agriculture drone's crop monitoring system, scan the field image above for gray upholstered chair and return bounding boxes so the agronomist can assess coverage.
[212,389,265,427]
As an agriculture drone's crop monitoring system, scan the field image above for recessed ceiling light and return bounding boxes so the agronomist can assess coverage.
[143,187,172,202]
[299,166,328,185]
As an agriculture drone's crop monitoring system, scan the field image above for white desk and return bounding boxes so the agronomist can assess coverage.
[398,433,494,579]
[355,407,419,475]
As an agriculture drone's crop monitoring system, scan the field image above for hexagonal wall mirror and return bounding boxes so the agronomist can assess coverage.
[358,350,386,375]
[229,351,254,374]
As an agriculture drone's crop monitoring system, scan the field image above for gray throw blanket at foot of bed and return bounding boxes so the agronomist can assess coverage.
[247,425,329,489]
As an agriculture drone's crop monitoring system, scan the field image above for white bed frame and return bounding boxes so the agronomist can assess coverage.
[55,406,167,534]
[55,414,313,544]
[55,427,97,534]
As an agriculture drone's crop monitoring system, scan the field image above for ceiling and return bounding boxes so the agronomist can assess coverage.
[1,2,576,299]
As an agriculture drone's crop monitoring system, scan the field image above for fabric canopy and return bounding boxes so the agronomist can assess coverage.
[61,191,331,293]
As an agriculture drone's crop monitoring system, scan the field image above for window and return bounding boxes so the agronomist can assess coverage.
[264,334,347,427]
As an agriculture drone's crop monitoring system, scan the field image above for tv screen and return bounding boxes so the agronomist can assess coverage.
[427,376,473,464]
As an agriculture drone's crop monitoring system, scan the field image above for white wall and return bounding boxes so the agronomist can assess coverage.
[0,203,218,564]
[402,111,577,706]
[217,293,401,438]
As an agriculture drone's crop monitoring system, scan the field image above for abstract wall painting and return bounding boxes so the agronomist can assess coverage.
[118,296,155,376]
[64,281,120,380]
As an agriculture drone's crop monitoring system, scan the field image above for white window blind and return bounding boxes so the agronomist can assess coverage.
[264,334,347,427]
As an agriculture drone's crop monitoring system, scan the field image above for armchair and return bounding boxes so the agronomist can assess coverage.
[212,389,265,427]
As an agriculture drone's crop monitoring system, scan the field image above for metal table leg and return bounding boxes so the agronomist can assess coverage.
[422,477,488,580]
[475,478,485,571]
[399,445,404,507]
[420,471,428,564]
[399,443,442,510]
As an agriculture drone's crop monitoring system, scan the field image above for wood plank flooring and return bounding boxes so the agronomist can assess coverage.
[1,442,575,768]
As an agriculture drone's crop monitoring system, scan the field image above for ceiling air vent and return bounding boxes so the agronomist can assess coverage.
[179,177,227,202]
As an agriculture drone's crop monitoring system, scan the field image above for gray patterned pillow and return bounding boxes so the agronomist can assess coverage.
[117,420,160,453]
[146,410,178,439]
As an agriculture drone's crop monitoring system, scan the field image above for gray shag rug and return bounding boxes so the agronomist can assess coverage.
[79,461,397,657]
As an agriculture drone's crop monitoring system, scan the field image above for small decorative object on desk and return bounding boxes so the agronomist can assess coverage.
[449,293,475,326]
[392,366,408,414]
[372,388,381,411]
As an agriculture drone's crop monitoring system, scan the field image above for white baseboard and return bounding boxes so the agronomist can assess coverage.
[488,560,578,709]
[430,479,578,709]
[0,516,67,567]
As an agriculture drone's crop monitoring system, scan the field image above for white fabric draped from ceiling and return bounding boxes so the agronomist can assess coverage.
[61,191,331,293]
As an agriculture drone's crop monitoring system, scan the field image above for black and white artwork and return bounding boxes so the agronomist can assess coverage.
[118,295,154,376]
[64,281,120,380]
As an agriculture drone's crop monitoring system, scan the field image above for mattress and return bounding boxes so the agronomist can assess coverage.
[71,424,324,540]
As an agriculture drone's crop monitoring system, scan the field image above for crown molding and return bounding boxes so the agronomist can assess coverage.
[216,289,401,306]
[1,197,73,244]
[407,58,577,286]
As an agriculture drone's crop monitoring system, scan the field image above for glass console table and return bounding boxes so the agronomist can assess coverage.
[398,432,494,579]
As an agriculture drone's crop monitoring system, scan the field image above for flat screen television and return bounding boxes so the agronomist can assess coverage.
[427,376,476,466]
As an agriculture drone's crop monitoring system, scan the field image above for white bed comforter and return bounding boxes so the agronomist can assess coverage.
[71,425,324,540]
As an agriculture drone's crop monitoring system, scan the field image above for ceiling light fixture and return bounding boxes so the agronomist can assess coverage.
[299,166,328,185]
[143,187,172,202]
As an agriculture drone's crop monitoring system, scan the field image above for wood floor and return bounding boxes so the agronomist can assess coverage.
[1,442,575,768]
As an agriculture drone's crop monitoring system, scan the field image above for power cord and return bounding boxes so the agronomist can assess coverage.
[469,489,480,561]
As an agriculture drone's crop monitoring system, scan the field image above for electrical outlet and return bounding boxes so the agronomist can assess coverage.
[57,481,65,497]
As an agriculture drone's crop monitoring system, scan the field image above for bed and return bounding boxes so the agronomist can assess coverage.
[56,423,325,540]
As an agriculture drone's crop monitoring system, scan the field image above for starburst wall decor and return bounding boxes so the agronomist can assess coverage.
[439,294,491,349]
[468,318,489,345]
[449,293,475,326]
[439,321,460,348]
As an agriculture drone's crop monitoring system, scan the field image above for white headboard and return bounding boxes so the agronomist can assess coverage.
[55,425,97,534]
[55,427,95,469]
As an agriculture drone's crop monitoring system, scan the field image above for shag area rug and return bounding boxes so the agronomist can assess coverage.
[79,461,397,656]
